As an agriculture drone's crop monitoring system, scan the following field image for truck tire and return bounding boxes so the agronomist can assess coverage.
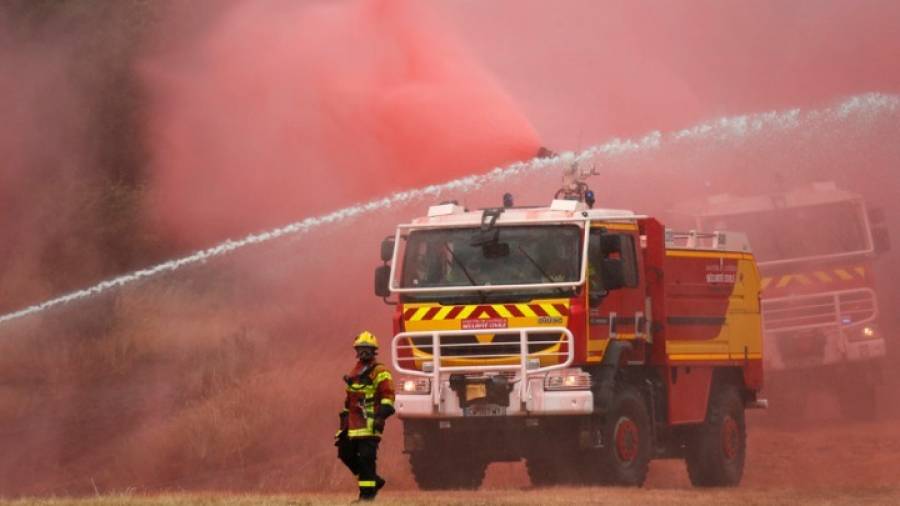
[409,450,486,490]
[685,385,746,487]
[598,386,651,487]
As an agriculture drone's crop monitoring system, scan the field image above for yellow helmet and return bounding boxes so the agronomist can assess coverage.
[353,330,379,349]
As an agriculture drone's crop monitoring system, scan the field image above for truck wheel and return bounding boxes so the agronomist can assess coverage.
[598,386,651,487]
[409,451,487,490]
[685,385,746,487]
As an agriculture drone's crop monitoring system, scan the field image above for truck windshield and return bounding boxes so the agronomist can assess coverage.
[699,201,868,263]
[399,225,582,299]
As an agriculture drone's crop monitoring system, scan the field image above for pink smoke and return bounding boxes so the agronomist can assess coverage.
[448,0,900,147]
[141,0,540,247]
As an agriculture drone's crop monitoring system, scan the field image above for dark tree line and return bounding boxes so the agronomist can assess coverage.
[1,0,171,313]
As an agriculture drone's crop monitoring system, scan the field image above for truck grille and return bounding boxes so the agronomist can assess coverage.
[762,288,877,332]
[405,332,563,357]
[392,328,575,376]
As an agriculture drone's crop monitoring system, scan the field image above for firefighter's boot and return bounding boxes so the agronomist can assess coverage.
[356,480,377,501]
[353,477,383,502]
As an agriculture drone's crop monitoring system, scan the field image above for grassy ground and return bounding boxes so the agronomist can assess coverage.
[3,488,900,506]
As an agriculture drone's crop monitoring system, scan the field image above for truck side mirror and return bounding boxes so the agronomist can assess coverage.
[374,265,391,298]
[380,237,395,263]
[602,258,626,291]
[873,227,890,254]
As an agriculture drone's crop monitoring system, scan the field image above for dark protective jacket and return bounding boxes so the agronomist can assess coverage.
[341,361,395,439]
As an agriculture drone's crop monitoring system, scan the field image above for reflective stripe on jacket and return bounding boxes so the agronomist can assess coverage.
[344,361,395,438]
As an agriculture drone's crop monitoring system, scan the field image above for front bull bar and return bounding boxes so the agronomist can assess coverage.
[391,327,575,411]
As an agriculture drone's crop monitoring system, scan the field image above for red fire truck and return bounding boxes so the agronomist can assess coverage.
[374,173,766,488]
[670,182,890,419]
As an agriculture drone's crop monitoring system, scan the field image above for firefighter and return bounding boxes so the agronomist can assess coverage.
[335,331,395,501]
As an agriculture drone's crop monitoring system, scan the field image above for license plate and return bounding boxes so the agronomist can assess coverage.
[464,404,505,417]
[465,383,487,401]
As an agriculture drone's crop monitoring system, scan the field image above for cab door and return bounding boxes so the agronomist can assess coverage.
[586,225,648,363]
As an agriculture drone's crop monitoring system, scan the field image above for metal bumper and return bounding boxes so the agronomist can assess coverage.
[396,380,593,418]
[392,327,591,417]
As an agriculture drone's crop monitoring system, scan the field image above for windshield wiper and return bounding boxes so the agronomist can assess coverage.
[444,243,478,286]
[517,245,567,296]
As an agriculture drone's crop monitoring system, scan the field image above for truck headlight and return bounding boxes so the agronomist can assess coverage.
[847,324,879,342]
[544,368,592,391]
[400,377,431,394]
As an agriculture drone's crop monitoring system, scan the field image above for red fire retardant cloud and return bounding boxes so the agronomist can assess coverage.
[142,0,540,246]
[446,0,900,147]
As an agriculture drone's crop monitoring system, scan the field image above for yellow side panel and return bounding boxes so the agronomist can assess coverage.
[666,256,763,360]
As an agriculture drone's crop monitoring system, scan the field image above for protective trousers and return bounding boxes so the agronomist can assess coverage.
[337,436,382,500]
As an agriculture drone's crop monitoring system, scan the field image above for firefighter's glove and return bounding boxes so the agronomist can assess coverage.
[339,411,349,431]
[334,429,347,447]
[373,417,386,434]
[375,404,395,420]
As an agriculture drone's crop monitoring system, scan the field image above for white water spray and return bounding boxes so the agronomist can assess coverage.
[1,92,897,326]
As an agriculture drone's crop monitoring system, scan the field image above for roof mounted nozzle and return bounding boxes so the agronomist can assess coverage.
[555,161,600,206]
[502,193,514,208]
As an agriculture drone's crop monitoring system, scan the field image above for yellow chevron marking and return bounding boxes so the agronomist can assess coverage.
[434,306,453,320]
[834,269,853,281]
[475,334,493,343]
[458,306,476,319]
[542,304,561,317]
[410,307,430,321]
[493,305,513,318]
[854,266,866,277]
[518,305,537,318]
[814,271,833,283]
[774,274,812,288]
[760,277,772,290]
[776,275,794,288]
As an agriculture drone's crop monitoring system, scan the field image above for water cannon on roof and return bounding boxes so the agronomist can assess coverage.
[555,160,601,209]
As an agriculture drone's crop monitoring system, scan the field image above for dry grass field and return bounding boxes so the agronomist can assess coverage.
[3,487,900,506]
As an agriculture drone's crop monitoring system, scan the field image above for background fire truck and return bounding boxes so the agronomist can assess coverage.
[669,182,890,420]
[373,172,766,489]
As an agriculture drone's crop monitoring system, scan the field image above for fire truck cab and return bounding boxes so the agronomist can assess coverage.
[375,192,765,489]
[670,181,889,420]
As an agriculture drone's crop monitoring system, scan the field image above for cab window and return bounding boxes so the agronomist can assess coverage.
[589,230,639,294]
